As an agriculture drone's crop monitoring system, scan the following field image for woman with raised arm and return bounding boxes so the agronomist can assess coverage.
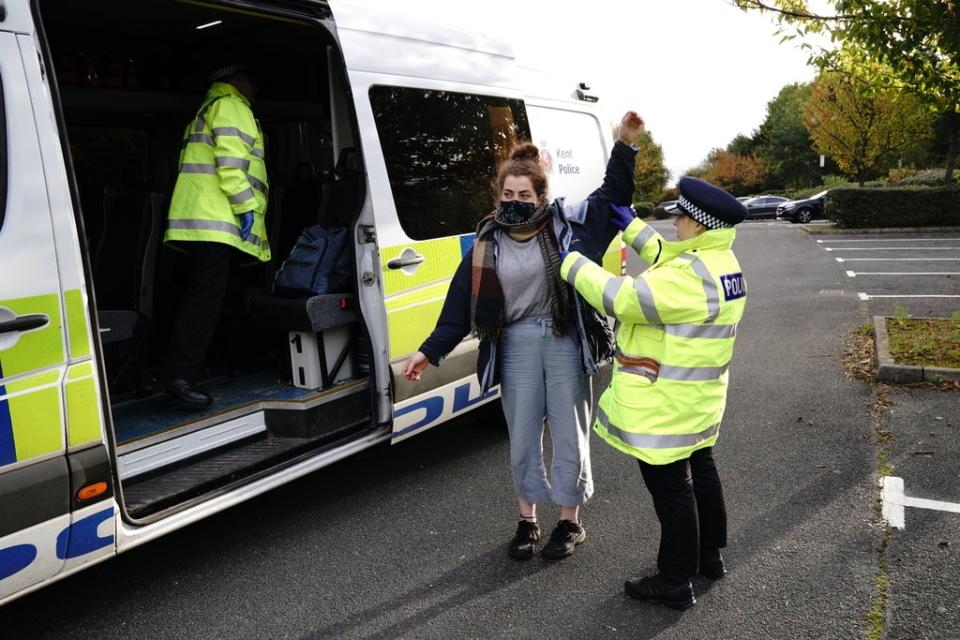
[401,112,643,560]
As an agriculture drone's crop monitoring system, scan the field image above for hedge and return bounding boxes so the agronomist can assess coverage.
[633,201,655,219]
[825,187,960,228]
[653,205,672,220]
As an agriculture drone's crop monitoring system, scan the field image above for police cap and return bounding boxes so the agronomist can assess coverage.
[673,176,747,229]
[207,64,249,84]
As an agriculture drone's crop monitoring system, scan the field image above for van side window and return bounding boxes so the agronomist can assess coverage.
[370,86,530,241]
[0,73,7,232]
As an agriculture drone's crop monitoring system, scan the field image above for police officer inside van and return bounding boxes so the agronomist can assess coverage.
[159,64,270,407]
[560,177,748,610]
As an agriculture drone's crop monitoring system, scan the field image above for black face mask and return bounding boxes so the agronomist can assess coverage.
[497,200,538,225]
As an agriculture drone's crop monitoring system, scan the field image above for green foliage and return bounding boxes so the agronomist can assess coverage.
[893,168,960,187]
[629,127,670,203]
[633,201,655,219]
[735,0,960,185]
[892,304,908,322]
[656,187,679,204]
[825,187,960,228]
[803,73,936,186]
[755,83,822,189]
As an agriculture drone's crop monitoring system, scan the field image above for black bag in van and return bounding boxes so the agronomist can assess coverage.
[273,226,351,297]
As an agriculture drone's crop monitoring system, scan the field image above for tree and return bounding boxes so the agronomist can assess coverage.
[726,134,760,157]
[802,73,935,186]
[629,126,670,203]
[699,149,768,196]
[735,0,960,185]
[755,83,821,189]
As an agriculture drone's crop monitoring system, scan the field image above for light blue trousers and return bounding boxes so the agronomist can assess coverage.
[499,316,593,507]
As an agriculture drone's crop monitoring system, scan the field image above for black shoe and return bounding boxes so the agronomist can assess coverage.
[541,520,586,559]
[158,376,213,408]
[508,520,541,560]
[624,574,696,610]
[700,550,726,580]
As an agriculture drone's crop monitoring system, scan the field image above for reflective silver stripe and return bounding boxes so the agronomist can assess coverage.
[680,253,720,322]
[216,156,251,170]
[195,116,205,133]
[630,224,657,253]
[602,277,623,317]
[665,323,737,339]
[168,218,265,249]
[250,147,265,159]
[228,188,255,204]
[633,278,662,324]
[212,127,256,146]
[248,175,268,195]
[658,363,729,381]
[598,407,720,449]
[618,365,658,382]
[564,255,591,285]
[180,163,217,175]
[187,133,215,146]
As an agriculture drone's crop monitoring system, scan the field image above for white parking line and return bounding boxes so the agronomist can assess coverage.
[846,271,960,277]
[835,257,960,262]
[881,476,960,529]
[824,247,960,251]
[858,293,960,300]
[817,238,959,243]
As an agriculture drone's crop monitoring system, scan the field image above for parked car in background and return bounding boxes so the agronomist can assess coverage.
[777,190,829,223]
[742,195,789,219]
[658,199,679,212]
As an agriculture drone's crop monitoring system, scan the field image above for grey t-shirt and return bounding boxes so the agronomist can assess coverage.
[497,231,552,323]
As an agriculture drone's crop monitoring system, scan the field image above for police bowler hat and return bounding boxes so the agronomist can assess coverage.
[208,64,250,85]
[673,177,747,229]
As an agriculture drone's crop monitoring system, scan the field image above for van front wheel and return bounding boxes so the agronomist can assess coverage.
[797,208,814,224]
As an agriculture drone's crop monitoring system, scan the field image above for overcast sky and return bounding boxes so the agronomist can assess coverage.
[402,0,821,185]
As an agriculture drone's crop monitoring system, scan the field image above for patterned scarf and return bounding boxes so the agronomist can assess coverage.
[470,202,574,341]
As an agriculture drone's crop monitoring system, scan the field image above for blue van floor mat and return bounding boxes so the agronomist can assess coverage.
[112,372,313,444]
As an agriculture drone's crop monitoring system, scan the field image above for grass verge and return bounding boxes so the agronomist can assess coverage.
[886,317,960,369]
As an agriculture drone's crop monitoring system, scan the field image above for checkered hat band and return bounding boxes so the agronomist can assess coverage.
[677,195,731,230]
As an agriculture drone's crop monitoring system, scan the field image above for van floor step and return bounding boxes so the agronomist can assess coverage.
[122,422,369,518]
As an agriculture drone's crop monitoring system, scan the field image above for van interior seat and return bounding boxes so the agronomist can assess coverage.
[94,189,165,344]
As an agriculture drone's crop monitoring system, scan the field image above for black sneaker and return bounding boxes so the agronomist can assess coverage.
[700,550,726,580]
[541,520,586,559]
[508,520,541,560]
[624,574,696,611]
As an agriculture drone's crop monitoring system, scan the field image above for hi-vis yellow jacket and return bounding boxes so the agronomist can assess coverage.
[164,82,270,262]
[561,217,746,465]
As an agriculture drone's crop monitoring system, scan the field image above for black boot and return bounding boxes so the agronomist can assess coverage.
[624,574,695,610]
[158,376,213,409]
[700,550,726,580]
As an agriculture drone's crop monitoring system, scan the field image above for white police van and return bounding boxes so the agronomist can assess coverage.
[0,0,621,603]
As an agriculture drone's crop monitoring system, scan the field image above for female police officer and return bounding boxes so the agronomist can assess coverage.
[560,177,747,610]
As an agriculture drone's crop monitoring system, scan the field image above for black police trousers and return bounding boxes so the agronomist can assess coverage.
[161,242,233,380]
[637,446,727,583]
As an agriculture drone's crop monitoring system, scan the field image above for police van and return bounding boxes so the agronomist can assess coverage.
[0,0,622,603]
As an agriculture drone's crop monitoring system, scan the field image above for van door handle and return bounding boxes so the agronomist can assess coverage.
[0,314,50,335]
[387,253,425,270]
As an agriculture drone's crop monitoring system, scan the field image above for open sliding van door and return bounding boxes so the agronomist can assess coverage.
[327,1,528,443]
[0,1,116,604]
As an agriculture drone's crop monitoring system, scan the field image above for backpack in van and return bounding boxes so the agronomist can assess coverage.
[273,226,351,297]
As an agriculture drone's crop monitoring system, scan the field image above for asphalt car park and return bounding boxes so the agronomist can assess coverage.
[810,229,960,639]
[815,235,960,318]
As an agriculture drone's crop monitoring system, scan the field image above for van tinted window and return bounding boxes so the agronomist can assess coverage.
[0,74,7,232]
[370,86,530,240]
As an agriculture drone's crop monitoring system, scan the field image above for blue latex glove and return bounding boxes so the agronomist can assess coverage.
[609,203,637,231]
[559,247,570,261]
[238,212,254,241]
